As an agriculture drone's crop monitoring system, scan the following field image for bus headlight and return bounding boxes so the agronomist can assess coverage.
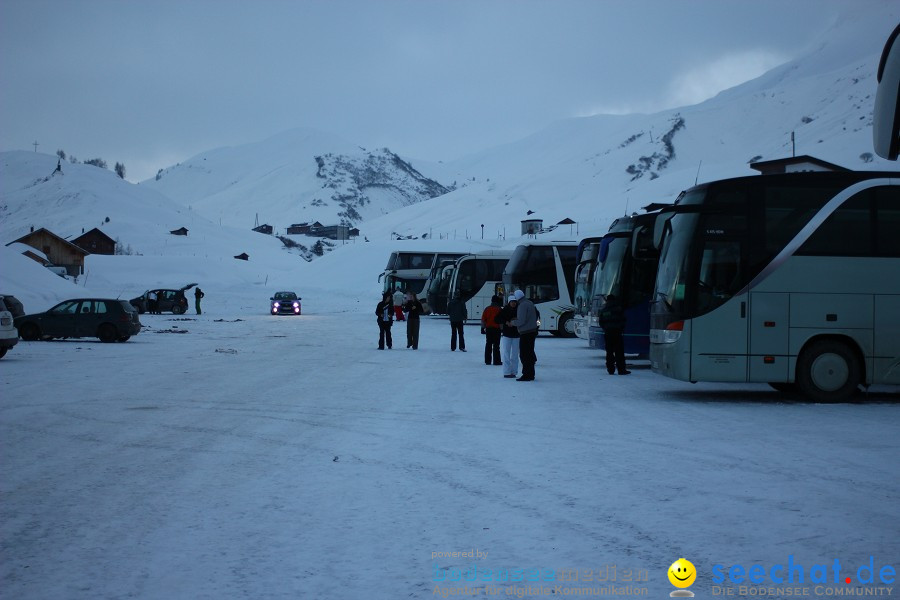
[650,321,683,343]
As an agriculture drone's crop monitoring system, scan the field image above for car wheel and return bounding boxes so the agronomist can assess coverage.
[795,339,860,403]
[172,305,185,315]
[98,324,117,343]
[117,336,131,342]
[20,322,40,341]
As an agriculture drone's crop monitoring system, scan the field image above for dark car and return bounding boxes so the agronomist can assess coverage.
[0,295,23,358]
[131,283,197,314]
[270,291,302,315]
[15,298,142,343]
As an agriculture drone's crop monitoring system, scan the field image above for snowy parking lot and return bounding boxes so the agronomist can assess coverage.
[2,310,898,599]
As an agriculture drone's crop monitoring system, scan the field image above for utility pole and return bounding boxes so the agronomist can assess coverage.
[32,141,39,152]
[791,131,796,157]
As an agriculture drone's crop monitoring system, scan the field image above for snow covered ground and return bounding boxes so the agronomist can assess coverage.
[2,302,898,599]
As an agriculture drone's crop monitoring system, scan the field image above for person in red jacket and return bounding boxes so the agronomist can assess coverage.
[480,295,503,365]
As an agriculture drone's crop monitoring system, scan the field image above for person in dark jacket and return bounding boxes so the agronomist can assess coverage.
[375,292,394,350]
[495,295,520,378]
[194,287,204,315]
[480,295,503,365]
[403,292,424,349]
[446,293,468,351]
[511,289,538,381]
[598,294,629,375]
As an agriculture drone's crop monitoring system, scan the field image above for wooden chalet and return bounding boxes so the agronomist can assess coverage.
[73,228,116,255]
[6,228,88,277]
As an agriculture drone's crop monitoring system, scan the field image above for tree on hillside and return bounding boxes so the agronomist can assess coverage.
[84,158,107,169]
[56,149,66,160]
[114,162,126,179]
[69,155,78,164]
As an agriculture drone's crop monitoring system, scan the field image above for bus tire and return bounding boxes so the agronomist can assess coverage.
[795,339,860,403]
[553,313,576,338]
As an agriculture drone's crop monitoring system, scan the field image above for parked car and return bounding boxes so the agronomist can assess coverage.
[0,295,21,358]
[270,291,301,315]
[15,298,142,343]
[130,283,197,314]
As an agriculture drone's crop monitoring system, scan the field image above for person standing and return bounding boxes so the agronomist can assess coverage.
[511,289,538,381]
[446,292,468,351]
[375,292,394,350]
[480,295,503,366]
[496,295,520,378]
[148,290,158,314]
[194,287,205,315]
[599,294,630,375]
[403,292,424,349]
[392,288,406,321]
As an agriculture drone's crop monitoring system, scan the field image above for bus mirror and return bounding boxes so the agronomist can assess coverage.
[874,24,900,160]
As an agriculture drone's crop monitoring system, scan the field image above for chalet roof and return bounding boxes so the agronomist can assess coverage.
[6,227,89,256]
[73,227,116,245]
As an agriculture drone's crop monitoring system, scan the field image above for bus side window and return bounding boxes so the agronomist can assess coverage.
[798,192,874,256]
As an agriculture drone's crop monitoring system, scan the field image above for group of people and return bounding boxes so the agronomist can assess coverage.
[478,290,537,380]
[375,288,540,382]
[376,290,425,350]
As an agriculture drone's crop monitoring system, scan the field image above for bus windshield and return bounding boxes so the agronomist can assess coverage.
[504,245,560,302]
[593,236,629,301]
[654,212,698,315]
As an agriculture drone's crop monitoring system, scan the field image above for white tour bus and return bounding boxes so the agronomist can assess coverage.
[649,171,899,402]
[501,241,578,336]
[447,250,513,319]
[379,251,467,311]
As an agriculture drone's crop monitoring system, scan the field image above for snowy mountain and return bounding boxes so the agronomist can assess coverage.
[143,128,450,232]
[123,2,900,245]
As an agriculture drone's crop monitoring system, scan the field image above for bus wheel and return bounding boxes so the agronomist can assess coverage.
[553,313,576,338]
[795,339,860,403]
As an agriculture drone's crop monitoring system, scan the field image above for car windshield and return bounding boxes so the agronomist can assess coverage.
[274,292,297,301]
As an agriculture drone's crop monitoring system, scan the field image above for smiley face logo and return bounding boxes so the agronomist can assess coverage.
[668,558,697,588]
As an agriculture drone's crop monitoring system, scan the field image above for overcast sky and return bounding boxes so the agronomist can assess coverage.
[0,0,873,182]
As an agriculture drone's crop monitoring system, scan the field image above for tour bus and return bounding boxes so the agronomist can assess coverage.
[447,250,513,319]
[379,251,467,311]
[572,237,603,340]
[588,210,665,358]
[649,171,900,402]
[425,259,461,315]
[501,241,578,336]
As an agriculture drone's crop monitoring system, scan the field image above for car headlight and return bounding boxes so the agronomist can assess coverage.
[273,302,280,308]
[292,302,299,308]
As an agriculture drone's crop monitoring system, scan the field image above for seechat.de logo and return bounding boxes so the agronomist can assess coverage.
[712,555,896,586]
